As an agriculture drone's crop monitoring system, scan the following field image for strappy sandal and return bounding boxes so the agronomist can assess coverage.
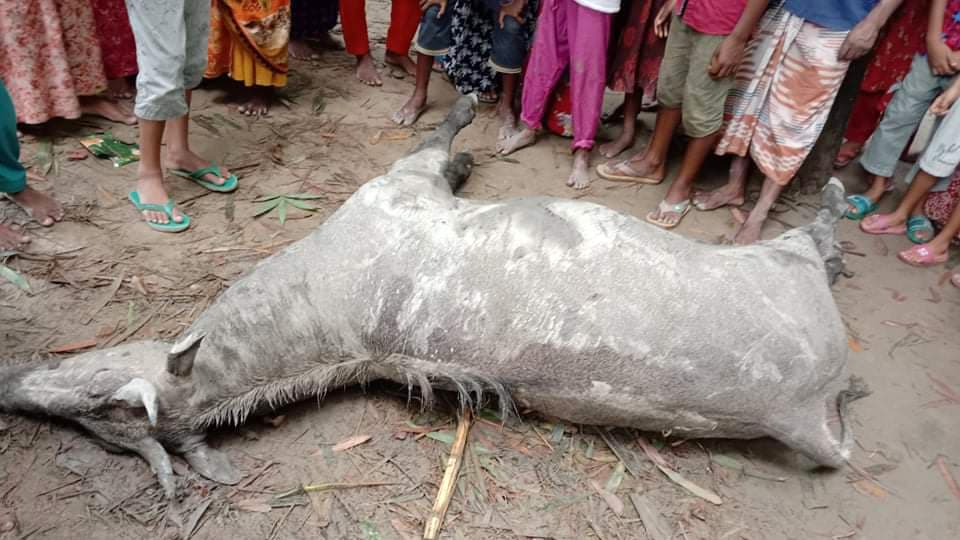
[170,164,239,193]
[645,199,691,229]
[128,192,190,233]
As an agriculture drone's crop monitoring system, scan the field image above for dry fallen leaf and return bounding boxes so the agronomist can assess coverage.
[935,455,960,501]
[131,275,149,295]
[637,437,722,505]
[847,336,863,353]
[590,480,624,516]
[66,149,88,161]
[48,338,97,354]
[851,479,888,498]
[236,499,272,513]
[332,434,371,452]
[926,286,942,304]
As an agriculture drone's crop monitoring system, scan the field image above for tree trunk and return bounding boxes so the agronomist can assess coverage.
[794,56,870,194]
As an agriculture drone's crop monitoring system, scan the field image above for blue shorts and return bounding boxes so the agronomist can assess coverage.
[415,1,525,74]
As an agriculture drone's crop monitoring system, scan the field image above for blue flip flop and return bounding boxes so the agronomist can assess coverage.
[844,194,879,220]
[171,164,238,193]
[128,192,191,233]
[906,215,935,244]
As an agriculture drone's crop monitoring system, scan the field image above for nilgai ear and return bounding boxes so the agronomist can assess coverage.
[111,378,159,426]
[167,332,204,376]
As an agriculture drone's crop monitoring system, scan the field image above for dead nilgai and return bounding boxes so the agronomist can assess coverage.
[0,96,865,498]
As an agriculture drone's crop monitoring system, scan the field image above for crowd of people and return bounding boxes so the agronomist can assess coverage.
[0,0,958,288]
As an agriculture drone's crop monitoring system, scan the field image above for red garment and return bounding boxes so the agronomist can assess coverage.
[924,172,960,240]
[90,0,138,80]
[843,0,928,144]
[340,0,419,57]
[607,0,667,101]
[676,0,747,36]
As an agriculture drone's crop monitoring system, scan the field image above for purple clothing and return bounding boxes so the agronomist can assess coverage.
[521,0,612,150]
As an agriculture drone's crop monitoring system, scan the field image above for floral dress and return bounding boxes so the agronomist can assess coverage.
[438,0,538,96]
[0,0,108,124]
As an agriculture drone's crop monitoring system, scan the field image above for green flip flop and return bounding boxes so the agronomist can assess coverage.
[906,215,935,244]
[844,194,879,220]
[170,164,238,193]
[128,192,191,233]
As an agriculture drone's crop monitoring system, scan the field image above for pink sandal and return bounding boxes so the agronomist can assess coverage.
[897,244,948,267]
[860,213,907,235]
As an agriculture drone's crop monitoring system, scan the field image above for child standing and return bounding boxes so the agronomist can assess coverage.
[495,0,621,190]
[394,0,530,137]
[599,0,669,159]
[125,0,238,233]
[596,0,769,228]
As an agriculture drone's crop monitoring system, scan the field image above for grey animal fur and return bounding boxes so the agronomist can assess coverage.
[0,96,863,499]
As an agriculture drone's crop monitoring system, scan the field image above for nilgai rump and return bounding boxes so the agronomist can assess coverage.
[0,96,861,497]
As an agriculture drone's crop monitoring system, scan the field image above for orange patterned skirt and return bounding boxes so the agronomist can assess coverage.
[206,0,290,88]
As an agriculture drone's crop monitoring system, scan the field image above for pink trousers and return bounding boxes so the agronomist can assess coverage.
[520,0,612,151]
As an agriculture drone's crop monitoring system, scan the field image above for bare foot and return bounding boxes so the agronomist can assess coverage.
[166,150,232,187]
[237,87,271,117]
[732,211,764,245]
[134,170,184,226]
[384,51,416,77]
[289,39,320,60]
[7,186,63,226]
[693,184,745,211]
[0,223,30,250]
[598,128,635,158]
[107,78,135,100]
[392,93,427,126]
[79,96,136,125]
[356,54,382,86]
[568,149,591,190]
[496,127,536,155]
[496,102,517,143]
[619,152,665,183]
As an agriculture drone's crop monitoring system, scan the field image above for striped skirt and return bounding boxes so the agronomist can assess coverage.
[715,5,851,185]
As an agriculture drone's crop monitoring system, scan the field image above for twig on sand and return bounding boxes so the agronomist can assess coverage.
[423,409,472,540]
[934,455,960,501]
[271,481,397,501]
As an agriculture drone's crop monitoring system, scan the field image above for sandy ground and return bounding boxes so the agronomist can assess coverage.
[1,3,959,538]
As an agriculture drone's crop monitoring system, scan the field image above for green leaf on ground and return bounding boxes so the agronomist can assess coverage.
[0,264,30,292]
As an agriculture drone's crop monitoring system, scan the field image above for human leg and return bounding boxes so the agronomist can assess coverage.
[394,3,454,126]
[385,0,420,75]
[489,6,526,140]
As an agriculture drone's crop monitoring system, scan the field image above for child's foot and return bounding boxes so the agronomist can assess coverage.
[289,39,320,60]
[619,153,665,184]
[568,150,592,190]
[392,94,427,126]
[496,127,536,155]
[693,184,745,211]
[833,140,863,168]
[107,78,135,100]
[134,171,184,225]
[7,186,63,226]
[0,223,30,250]
[79,96,136,125]
[165,151,232,187]
[496,102,517,143]
[384,52,417,77]
[237,87,271,117]
[598,129,635,158]
[356,55,383,86]
[845,178,892,218]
